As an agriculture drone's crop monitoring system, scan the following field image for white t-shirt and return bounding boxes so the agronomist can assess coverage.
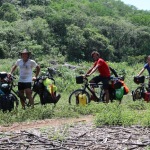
[16,59,37,82]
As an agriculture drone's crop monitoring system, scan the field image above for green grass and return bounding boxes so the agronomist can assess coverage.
[0,58,150,127]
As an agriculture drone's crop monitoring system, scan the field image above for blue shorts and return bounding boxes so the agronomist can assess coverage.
[90,75,110,89]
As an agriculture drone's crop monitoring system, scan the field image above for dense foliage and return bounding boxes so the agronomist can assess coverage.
[0,0,150,62]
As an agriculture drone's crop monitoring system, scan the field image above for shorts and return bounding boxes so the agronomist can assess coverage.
[91,75,110,89]
[18,82,32,91]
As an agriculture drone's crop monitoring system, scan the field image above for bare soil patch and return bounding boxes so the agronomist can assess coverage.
[0,115,93,132]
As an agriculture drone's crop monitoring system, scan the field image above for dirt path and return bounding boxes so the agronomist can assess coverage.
[0,115,93,132]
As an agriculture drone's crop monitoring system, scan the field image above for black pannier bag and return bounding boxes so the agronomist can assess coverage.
[41,90,56,104]
[0,94,18,112]
[32,80,44,94]
[113,79,123,89]
[1,83,11,94]
[134,76,145,84]
[40,89,61,105]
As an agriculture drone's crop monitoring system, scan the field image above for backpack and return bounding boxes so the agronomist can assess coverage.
[0,94,18,112]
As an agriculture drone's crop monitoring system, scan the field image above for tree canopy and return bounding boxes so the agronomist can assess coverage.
[0,0,150,62]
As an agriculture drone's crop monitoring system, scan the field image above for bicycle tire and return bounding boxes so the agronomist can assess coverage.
[132,87,143,101]
[33,92,41,105]
[10,92,19,108]
[69,89,90,105]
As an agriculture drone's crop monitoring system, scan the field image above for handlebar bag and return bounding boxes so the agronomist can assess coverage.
[0,72,7,80]
[76,76,84,84]
[134,76,145,84]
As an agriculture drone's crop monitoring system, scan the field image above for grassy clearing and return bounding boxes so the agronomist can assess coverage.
[0,58,150,127]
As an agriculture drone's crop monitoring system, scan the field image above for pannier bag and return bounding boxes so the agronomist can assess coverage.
[113,80,123,89]
[41,78,60,104]
[1,83,11,94]
[43,78,57,94]
[120,80,129,95]
[32,79,44,94]
[134,76,145,84]
[144,92,150,102]
[115,86,124,100]
[76,76,84,84]
[42,90,56,104]
[0,94,18,112]
[78,93,87,106]
[111,78,129,95]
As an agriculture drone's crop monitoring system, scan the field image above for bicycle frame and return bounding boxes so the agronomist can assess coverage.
[79,78,104,101]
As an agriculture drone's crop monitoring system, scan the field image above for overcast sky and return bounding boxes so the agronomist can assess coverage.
[120,0,150,10]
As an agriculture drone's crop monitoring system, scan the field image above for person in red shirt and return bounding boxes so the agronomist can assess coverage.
[85,51,110,103]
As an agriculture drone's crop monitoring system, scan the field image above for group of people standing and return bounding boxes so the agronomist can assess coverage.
[9,49,150,108]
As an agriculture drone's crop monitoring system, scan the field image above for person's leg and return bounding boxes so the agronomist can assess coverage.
[18,82,26,109]
[104,89,109,103]
[25,88,34,107]
[19,90,26,109]
[89,76,102,100]
[23,82,33,108]
[102,77,110,103]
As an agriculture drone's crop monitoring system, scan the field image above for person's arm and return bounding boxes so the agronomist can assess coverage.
[137,68,145,76]
[109,67,118,77]
[85,64,99,77]
[10,65,17,75]
[34,65,40,78]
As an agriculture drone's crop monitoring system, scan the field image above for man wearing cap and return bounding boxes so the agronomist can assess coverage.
[10,49,40,109]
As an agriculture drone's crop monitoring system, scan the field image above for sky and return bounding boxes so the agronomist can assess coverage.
[120,0,150,10]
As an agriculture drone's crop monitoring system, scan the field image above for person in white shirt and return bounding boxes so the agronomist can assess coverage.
[10,49,40,109]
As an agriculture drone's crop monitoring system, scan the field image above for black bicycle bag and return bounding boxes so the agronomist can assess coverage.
[0,93,18,112]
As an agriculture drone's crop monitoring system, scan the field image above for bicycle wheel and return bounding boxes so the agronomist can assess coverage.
[33,92,41,105]
[69,89,90,105]
[132,87,143,101]
[10,93,19,108]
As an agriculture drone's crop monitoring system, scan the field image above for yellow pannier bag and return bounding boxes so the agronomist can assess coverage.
[43,78,57,94]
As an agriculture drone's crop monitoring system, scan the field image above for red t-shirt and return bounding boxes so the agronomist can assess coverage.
[93,58,110,77]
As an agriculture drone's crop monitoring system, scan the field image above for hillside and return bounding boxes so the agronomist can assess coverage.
[0,0,150,62]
